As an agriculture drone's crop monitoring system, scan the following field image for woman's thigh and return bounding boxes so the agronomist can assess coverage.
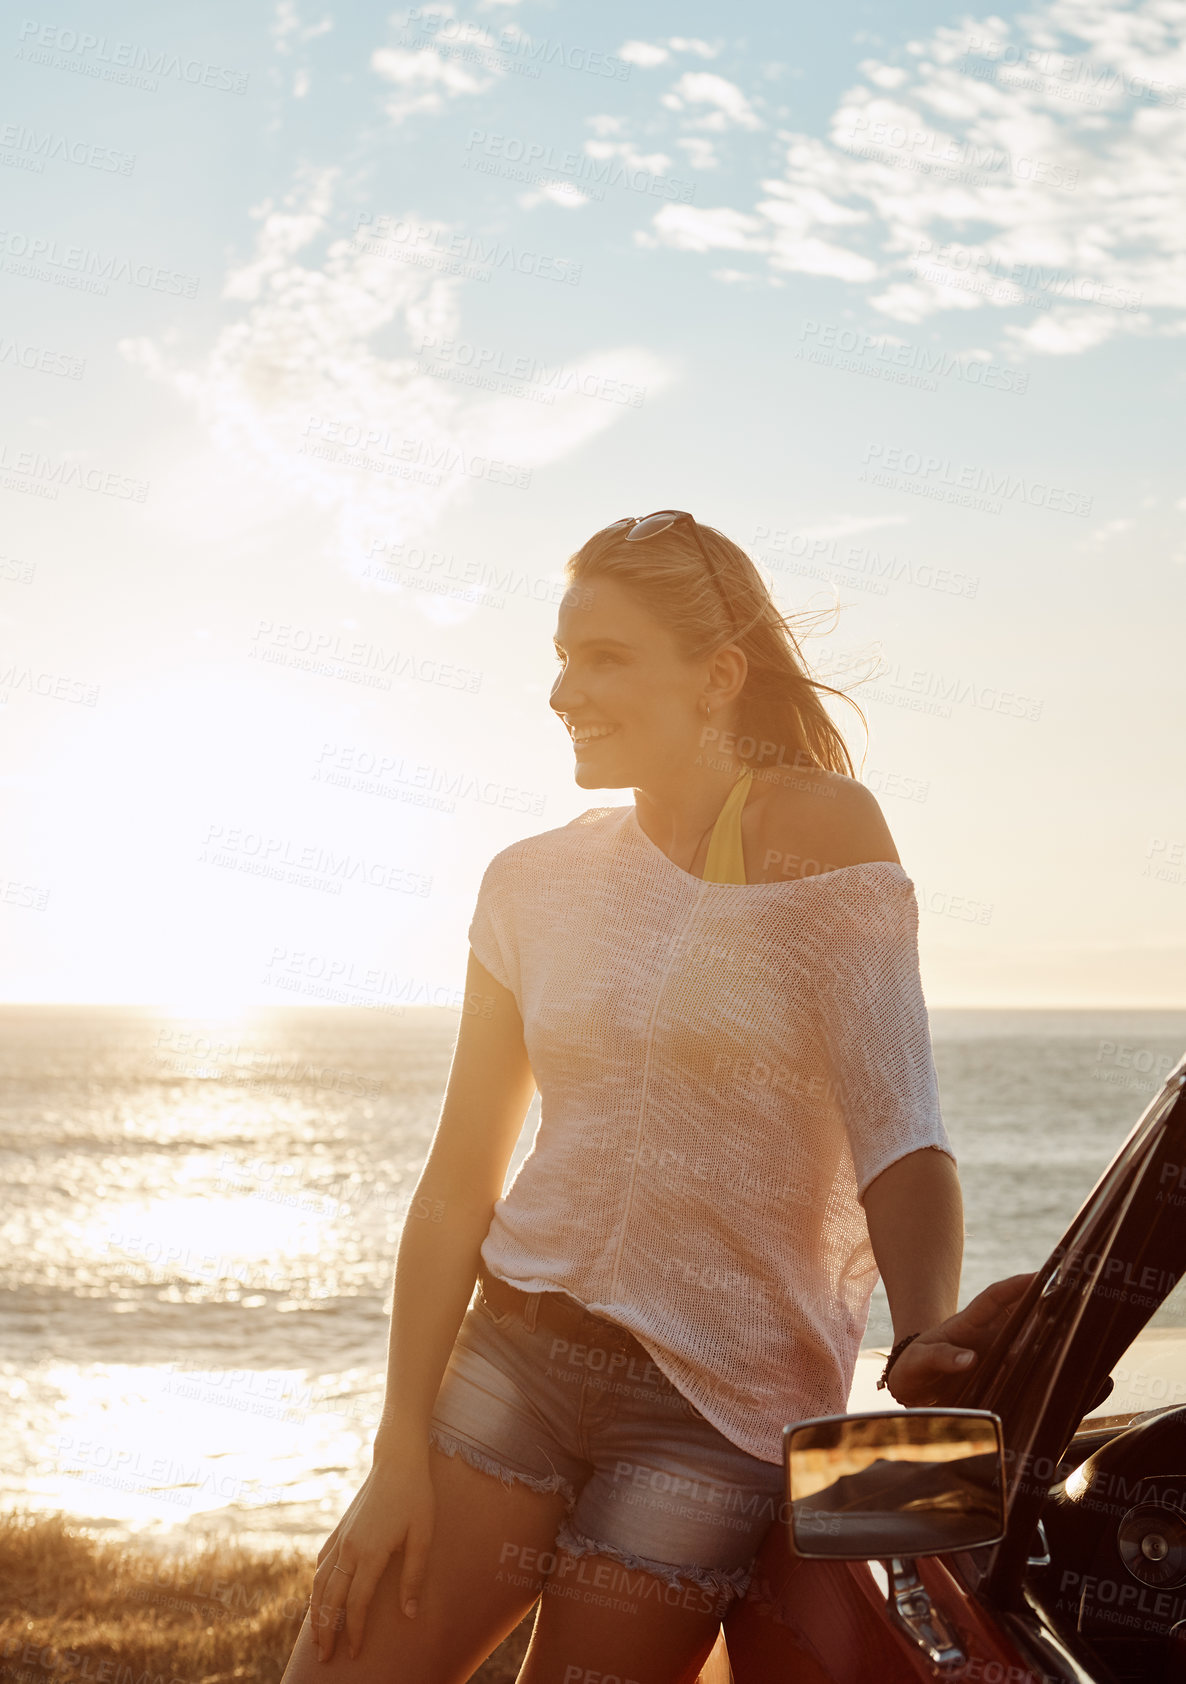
[721,1523,848,1684]
[518,1547,724,1684]
[279,1442,569,1684]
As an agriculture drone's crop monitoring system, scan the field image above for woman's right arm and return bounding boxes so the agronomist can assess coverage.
[372,946,537,1459]
[308,947,536,1658]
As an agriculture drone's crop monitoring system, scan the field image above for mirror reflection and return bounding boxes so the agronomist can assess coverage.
[785,1408,1006,1559]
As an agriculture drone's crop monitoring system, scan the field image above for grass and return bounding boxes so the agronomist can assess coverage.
[0,1512,534,1684]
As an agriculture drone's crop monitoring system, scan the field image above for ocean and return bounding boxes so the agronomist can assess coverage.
[3,1003,1184,1555]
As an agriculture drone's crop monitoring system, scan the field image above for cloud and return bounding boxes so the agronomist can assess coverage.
[645,0,1186,355]
[371,44,496,122]
[618,40,671,69]
[860,60,908,90]
[709,267,765,286]
[637,205,765,254]
[617,37,719,67]
[677,135,720,171]
[640,185,878,282]
[118,169,672,575]
[222,167,339,302]
[661,72,762,131]
[794,515,910,542]
[585,138,677,176]
[1003,306,1138,354]
[272,0,333,55]
[517,182,591,209]
[1081,515,1135,544]
[271,3,332,100]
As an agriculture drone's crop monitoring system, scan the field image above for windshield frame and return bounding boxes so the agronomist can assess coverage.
[945,1054,1186,1600]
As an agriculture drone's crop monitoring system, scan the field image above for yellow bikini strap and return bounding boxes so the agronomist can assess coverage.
[702,764,753,885]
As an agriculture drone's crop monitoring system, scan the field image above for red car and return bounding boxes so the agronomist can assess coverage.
[721,1049,1186,1683]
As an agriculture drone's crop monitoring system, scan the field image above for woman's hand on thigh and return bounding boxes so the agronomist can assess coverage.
[310,1453,436,1662]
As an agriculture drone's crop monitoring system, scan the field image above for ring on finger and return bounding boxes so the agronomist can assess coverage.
[331,1564,355,1577]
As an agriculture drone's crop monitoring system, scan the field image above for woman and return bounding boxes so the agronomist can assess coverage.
[280,512,1028,1684]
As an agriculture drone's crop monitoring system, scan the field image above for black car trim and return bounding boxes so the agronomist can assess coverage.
[944,1062,1185,1604]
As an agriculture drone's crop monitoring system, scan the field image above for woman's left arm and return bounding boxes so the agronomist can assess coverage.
[864,1146,1034,1404]
[863,1146,968,1400]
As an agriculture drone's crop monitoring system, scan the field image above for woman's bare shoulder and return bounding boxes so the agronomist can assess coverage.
[750,766,901,881]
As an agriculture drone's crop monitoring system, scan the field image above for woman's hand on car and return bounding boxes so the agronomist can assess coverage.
[888,1272,1036,1406]
[309,1452,436,1661]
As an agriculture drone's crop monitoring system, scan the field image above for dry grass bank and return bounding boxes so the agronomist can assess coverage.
[0,1513,532,1684]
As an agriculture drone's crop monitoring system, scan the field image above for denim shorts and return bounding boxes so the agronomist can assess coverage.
[427,1276,787,1615]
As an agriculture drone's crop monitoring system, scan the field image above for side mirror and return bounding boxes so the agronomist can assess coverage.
[783,1408,1006,1560]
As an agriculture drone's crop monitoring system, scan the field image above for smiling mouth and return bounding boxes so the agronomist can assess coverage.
[571,726,620,748]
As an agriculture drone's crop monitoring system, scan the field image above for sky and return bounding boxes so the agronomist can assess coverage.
[2,0,1184,1008]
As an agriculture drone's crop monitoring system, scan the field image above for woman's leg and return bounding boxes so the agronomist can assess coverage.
[516,1548,725,1684]
[279,1443,570,1684]
[721,1523,844,1684]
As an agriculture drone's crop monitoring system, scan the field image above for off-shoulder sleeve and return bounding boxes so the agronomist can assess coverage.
[817,868,954,1200]
[467,849,520,1002]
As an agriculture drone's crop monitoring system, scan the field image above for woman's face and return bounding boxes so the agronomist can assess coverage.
[549,575,728,788]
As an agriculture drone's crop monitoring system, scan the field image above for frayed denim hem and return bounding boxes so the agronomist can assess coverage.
[553,1515,752,1613]
[428,1425,578,1507]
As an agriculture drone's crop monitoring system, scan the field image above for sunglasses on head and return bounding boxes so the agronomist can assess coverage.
[601,510,734,629]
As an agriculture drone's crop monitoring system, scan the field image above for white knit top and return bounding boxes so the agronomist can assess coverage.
[469,801,954,1464]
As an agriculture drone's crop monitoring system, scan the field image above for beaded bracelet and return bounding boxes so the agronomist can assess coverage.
[876,1331,920,1392]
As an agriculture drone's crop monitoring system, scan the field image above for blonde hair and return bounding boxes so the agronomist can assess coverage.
[564,519,867,777]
